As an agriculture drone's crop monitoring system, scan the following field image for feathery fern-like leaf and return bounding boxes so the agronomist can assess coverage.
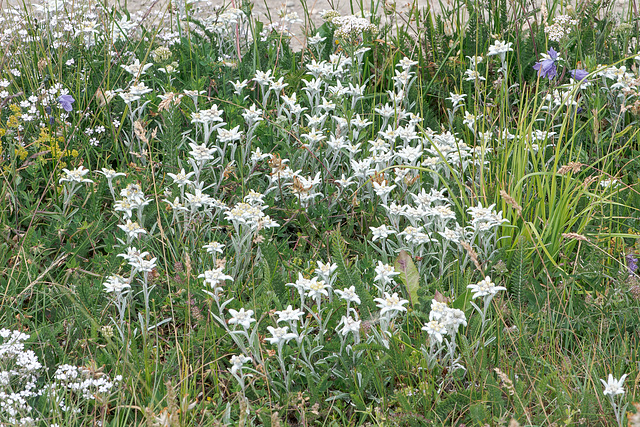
[330,230,376,315]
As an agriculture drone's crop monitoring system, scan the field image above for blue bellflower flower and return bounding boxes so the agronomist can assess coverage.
[533,48,561,81]
[58,94,75,112]
[570,68,589,81]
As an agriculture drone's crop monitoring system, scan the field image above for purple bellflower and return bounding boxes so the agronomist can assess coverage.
[627,253,638,274]
[570,68,589,81]
[533,48,561,81]
[58,94,75,112]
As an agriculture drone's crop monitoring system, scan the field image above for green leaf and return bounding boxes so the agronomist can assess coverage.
[394,250,419,306]
[331,230,376,315]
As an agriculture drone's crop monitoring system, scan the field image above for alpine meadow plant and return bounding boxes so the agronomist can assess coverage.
[0,0,638,424]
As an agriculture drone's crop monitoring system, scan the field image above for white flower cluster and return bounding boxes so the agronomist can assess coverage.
[467,203,509,232]
[464,55,486,83]
[424,129,475,171]
[114,183,151,220]
[331,15,377,39]
[302,54,354,95]
[103,274,131,295]
[224,201,279,232]
[0,329,42,425]
[205,8,248,37]
[541,88,579,110]
[596,64,638,92]
[422,299,467,343]
[259,7,302,40]
[420,297,468,371]
[0,330,121,425]
[51,364,122,401]
[545,15,577,42]
[487,40,513,59]
[287,272,331,307]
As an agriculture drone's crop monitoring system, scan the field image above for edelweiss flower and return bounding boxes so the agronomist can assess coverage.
[265,326,297,345]
[467,276,506,299]
[117,220,147,239]
[130,257,157,273]
[98,168,126,180]
[446,92,467,108]
[422,320,447,343]
[338,315,361,336]
[374,261,400,285]
[374,292,409,316]
[275,305,304,323]
[429,299,450,321]
[370,224,394,241]
[60,166,93,184]
[487,40,513,58]
[217,125,243,143]
[464,69,486,82]
[199,268,233,286]
[315,261,337,281]
[103,275,131,294]
[600,374,627,396]
[121,58,153,77]
[335,286,361,305]
[306,277,329,300]
[308,33,326,45]
[230,79,249,95]
[203,242,225,254]
[167,168,195,187]
[228,308,256,329]
[397,56,418,70]
[254,69,274,87]
[230,355,251,375]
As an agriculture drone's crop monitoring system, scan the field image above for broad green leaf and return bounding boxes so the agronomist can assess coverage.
[394,250,419,306]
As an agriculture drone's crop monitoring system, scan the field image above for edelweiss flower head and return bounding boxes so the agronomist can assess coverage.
[370,224,394,241]
[275,305,304,323]
[338,315,361,336]
[429,299,449,321]
[306,277,329,300]
[167,168,195,187]
[230,354,251,375]
[308,33,327,45]
[121,58,153,77]
[315,261,337,281]
[487,40,513,57]
[130,257,157,273]
[600,374,627,396]
[335,286,361,305]
[203,241,225,254]
[99,168,126,180]
[422,320,447,343]
[199,268,233,286]
[467,276,506,299]
[228,308,256,329]
[397,56,418,71]
[117,219,147,239]
[374,261,401,285]
[446,92,467,108]
[103,275,131,294]
[60,166,93,184]
[374,292,409,316]
[265,326,297,345]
